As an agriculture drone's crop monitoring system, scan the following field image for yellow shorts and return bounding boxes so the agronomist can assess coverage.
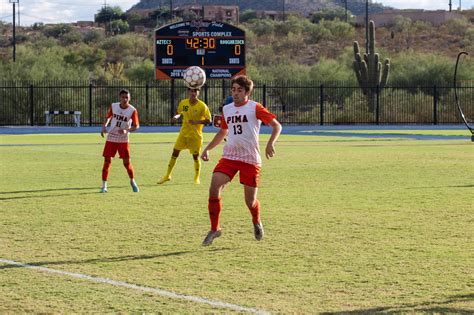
[174,134,202,155]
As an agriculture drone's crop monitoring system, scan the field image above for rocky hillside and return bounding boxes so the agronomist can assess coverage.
[130,0,388,15]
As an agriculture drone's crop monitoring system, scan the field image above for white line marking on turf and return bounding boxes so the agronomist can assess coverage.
[0,258,270,315]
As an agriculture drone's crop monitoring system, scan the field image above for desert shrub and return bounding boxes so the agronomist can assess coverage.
[319,19,355,41]
[445,17,470,36]
[306,23,332,43]
[124,58,155,81]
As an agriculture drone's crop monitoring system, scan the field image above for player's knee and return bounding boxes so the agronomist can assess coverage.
[245,198,257,209]
[209,187,220,198]
[209,183,224,198]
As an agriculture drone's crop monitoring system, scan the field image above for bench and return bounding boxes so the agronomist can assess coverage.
[45,111,81,127]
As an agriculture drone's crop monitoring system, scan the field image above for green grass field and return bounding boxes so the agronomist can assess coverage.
[0,131,473,313]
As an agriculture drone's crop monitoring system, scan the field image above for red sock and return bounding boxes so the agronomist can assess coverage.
[249,200,260,224]
[208,197,222,231]
[102,160,111,181]
[123,162,134,179]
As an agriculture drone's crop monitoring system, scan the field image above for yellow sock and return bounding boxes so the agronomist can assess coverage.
[193,159,201,184]
[165,156,177,178]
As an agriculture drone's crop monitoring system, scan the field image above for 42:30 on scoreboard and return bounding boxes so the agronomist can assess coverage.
[154,20,246,80]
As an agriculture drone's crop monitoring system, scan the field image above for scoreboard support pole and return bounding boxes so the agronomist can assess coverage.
[170,79,175,119]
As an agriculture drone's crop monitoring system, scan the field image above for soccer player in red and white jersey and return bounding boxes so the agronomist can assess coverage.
[100,89,140,193]
[200,75,282,246]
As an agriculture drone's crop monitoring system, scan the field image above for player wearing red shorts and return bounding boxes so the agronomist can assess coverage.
[100,89,140,193]
[200,75,282,246]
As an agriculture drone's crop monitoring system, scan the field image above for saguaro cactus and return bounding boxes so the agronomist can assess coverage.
[353,20,390,112]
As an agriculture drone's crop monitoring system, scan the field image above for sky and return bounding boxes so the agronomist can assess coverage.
[0,0,473,27]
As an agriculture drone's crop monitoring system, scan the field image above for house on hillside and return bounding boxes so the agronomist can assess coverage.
[356,10,464,27]
[126,8,156,18]
[74,21,96,28]
[128,4,239,30]
[255,10,282,20]
[255,10,301,20]
[70,21,105,34]
[173,5,239,24]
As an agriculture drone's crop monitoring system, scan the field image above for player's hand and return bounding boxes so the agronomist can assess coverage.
[265,143,275,159]
[172,114,180,122]
[101,126,107,138]
[120,128,128,134]
[201,150,210,161]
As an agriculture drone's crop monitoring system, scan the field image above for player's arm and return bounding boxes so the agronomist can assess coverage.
[201,128,228,161]
[189,117,211,125]
[265,118,282,159]
[189,118,210,125]
[202,105,212,125]
[101,106,113,137]
[172,102,183,121]
[255,103,281,159]
[189,105,211,125]
[128,110,140,133]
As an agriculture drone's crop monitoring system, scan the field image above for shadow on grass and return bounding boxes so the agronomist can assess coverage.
[0,246,234,270]
[406,184,474,189]
[1,183,194,196]
[0,251,194,270]
[0,192,100,201]
[321,293,474,314]
[447,184,474,188]
[0,189,103,201]
[0,184,194,200]
[0,187,99,195]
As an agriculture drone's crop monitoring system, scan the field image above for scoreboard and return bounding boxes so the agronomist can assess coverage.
[154,20,246,80]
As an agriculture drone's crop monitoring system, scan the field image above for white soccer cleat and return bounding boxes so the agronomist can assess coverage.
[100,187,108,193]
[131,180,139,193]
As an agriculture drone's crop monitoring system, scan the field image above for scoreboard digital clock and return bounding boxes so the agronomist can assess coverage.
[185,37,216,49]
[154,20,246,80]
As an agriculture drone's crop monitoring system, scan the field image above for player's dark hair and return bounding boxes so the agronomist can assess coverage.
[119,89,130,95]
[231,75,253,93]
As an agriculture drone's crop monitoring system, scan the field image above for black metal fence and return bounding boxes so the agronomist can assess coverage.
[0,80,472,126]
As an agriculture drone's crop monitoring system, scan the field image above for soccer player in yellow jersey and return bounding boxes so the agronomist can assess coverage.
[157,88,211,185]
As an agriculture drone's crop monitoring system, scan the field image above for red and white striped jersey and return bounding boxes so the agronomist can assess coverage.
[221,100,276,166]
[105,102,139,143]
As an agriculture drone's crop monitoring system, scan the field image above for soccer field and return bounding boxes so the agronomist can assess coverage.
[0,131,473,313]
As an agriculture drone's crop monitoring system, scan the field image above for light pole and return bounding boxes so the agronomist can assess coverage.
[344,0,348,22]
[170,0,173,21]
[365,0,369,52]
[282,0,286,21]
[9,0,19,62]
[449,0,452,11]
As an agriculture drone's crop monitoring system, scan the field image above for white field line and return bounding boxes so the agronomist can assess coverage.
[0,258,271,315]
